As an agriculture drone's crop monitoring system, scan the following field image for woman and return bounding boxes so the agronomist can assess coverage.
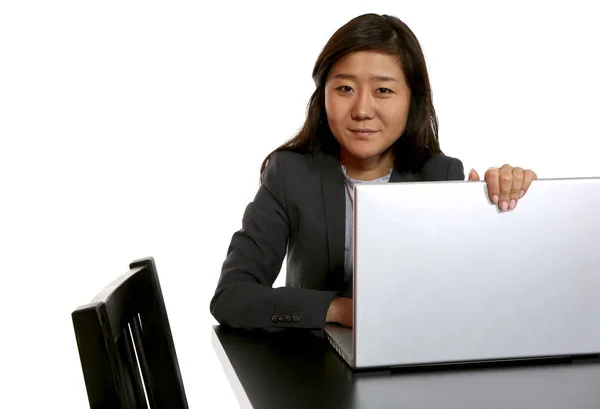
[209,13,537,331]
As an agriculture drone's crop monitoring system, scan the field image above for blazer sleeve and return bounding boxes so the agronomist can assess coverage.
[420,154,465,181]
[209,151,337,330]
[445,156,465,181]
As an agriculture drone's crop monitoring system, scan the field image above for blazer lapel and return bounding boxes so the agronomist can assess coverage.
[390,167,422,183]
[320,153,346,291]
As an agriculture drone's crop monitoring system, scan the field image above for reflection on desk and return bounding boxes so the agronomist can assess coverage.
[212,325,600,409]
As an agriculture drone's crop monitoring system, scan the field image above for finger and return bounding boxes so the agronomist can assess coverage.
[521,170,537,196]
[468,168,480,181]
[484,168,500,205]
[509,167,524,210]
[498,164,513,212]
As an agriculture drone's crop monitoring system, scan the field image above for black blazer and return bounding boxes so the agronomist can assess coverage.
[209,150,465,331]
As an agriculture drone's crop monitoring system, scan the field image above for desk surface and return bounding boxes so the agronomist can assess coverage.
[212,325,600,409]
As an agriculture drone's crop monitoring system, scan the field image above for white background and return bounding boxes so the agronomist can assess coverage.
[1,1,599,408]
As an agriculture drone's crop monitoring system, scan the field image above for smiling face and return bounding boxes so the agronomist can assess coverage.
[324,50,412,178]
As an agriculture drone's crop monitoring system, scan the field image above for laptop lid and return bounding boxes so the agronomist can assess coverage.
[353,177,600,369]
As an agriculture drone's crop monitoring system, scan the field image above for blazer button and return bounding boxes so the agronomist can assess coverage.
[271,314,279,323]
[284,314,292,322]
[292,314,301,322]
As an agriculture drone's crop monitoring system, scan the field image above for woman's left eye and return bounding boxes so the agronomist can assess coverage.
[377,88,392,94]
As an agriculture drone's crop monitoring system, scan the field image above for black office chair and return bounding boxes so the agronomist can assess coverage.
[72,257,188,409]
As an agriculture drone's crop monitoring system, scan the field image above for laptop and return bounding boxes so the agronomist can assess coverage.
[324,177,600,370]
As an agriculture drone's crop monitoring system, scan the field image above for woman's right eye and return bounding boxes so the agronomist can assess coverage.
[336,85,353,93]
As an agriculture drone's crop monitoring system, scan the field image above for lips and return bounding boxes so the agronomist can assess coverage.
[348,129,378,138]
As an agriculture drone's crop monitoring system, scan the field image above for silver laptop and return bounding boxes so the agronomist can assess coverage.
[325,177,600,369]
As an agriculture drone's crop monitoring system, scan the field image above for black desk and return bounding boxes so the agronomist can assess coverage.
[212,325,600,408]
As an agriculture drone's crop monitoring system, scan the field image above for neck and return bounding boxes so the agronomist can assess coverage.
[340,149,394,180]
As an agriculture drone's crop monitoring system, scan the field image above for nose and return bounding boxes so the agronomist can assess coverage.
[351,89,375,121]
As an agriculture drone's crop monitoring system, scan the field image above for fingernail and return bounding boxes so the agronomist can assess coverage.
[492,195,499,204]
[501,201,508,211]
[520,190,525,198]
[509,199,516,210]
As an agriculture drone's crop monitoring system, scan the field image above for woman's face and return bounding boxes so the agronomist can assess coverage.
[324,50,411,166]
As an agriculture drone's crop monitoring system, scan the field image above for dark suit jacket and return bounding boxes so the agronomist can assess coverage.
[209,150,465,331]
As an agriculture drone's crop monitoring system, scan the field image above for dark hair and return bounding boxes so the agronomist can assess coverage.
[260,13,442,175]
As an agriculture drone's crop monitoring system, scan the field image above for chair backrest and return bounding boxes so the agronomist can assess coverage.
[72,257,188,409]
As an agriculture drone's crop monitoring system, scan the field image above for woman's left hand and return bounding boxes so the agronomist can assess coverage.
[468,165,538,212]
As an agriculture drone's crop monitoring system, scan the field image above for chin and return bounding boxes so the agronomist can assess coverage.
[344,144,388,161]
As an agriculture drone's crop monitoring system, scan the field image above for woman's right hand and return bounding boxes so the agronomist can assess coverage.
[326,296,353,327]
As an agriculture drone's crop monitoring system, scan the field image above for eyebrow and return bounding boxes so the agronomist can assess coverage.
[332,73,398,82]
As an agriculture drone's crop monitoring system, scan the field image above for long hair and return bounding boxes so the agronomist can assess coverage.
[260,13,442,175]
